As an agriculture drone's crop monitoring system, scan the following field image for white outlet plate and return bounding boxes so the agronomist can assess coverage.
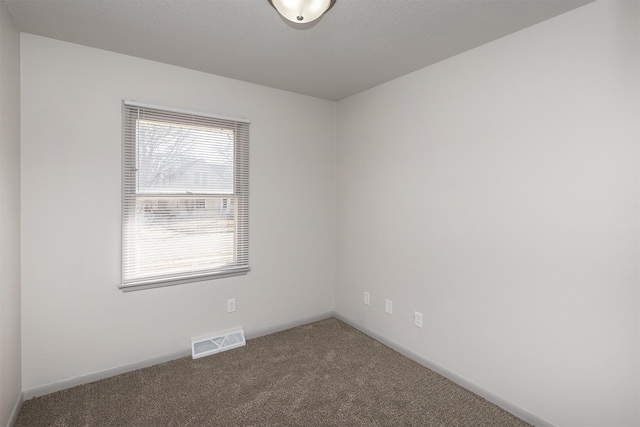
[385,299,393,315]
[414,311,423,328]
[364,291,370,306]
[227,298,236,313]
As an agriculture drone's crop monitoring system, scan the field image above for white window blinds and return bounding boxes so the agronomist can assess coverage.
[121,101,250,291]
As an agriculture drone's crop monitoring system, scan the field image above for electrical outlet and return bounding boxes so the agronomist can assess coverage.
[227,298,236,313]
[385,299,393,315]
[364,291,370,306]
[414,311,423,328]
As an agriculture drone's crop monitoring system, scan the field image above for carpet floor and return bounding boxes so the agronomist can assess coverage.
[17,318,532,426]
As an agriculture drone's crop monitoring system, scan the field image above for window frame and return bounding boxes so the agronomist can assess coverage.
[120,100,250,292]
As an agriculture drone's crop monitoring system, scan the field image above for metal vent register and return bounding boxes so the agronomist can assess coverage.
[191,328,246,359]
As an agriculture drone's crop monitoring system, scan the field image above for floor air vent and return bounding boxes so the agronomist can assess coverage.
[191,328,246,359]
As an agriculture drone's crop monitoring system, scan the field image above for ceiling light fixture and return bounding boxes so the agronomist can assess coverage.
[268,0,336,24]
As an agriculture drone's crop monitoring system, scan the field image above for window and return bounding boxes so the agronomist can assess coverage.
[121,101,249,291]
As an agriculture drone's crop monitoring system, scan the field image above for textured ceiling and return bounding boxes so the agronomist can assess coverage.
[5,0,594,101]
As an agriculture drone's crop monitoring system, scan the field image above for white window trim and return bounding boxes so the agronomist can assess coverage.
[120,100,250,292]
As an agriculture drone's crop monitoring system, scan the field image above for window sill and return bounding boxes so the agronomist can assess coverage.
[120,267,250,292]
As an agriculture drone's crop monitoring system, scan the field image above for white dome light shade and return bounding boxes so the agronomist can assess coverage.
[268,0,336,24]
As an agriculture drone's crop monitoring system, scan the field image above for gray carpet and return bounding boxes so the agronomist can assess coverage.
[17,318,531,426]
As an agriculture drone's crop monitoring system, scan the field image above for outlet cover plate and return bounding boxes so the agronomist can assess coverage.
[385,299,393,315]
[414,311,423,328]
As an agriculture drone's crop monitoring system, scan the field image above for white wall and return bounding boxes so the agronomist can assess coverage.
[335,1,639,426]
[0,1,22,426]
[20,34,336,391]
[16,2,640,425]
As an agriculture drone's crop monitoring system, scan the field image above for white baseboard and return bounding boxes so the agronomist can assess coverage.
[21,311,549,426]
[22,311,335,401]
[6,392,23,427]
[22,349,192,400]
[244,311,334,340]
[333,312,557,427]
